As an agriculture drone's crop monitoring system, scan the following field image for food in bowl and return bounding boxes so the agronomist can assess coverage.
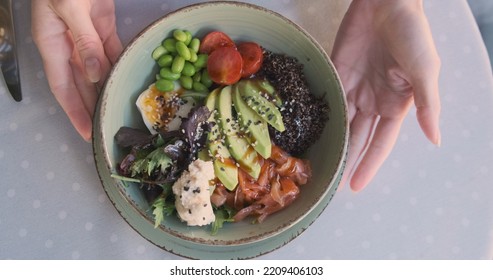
[93,2,348,258]
[111,29,330,234]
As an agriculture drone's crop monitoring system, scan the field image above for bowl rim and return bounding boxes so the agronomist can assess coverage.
[93,0,349,257]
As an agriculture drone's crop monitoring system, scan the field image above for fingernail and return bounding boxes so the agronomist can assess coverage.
[85,57,101,83]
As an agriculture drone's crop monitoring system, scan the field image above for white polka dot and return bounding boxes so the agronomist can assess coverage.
[461,130,471,138]
[388,253,398,259]
[9,122,18,131]
[435,207,444,216]
[72,182,81,192]
[98,194,107,203]
[71,251,80,259]
[382,186,391,195]
[295,245,305,254]
[371,213,381,222]
[400,133,409,142]
[399,225,408,234]
[124,17,133,25]
[471,192,479,200]
[137,245,146,254]
[160,3,169,11]
[409,197,418,206]
[461,218,470,227]
[110,234,119,243]
[480,166,488,175]
[452,246,461,254]
[334,228,344,237]
[24,36,33,44]
[391,160,400,168]
[59,144,68,153]
[46,172,55,181]
[7,189,15,198]
[35,133,43,142]
[344,201,354,210]
[22,97,32,105]
[48,106,57,115]
[36,71,45,79]
[32,200,41,209]
[418,169,427,178]
[361,241,371,249]
[58,210,67,220]
[453,154,462,163]
[19,228,28,237]
[425,235,434,244]
[85,222,93,231]
[21,160,29,169]
[45,239,53,248]
[445,181,454,189]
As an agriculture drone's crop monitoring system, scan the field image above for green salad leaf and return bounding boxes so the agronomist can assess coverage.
[211,207,235,235]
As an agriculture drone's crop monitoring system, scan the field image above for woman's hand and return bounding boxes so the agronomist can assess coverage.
[32,0,122,141]
[331,0,441,192]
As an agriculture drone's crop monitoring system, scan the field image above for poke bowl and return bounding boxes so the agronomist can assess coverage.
[93,1,348,259]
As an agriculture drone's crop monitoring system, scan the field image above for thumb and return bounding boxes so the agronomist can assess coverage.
[55,1,106,83]
[412,68,442,146]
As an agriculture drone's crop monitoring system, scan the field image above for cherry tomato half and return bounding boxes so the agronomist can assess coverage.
[199,31,236,54]
[237,42,263,78]
[207,47,243,85]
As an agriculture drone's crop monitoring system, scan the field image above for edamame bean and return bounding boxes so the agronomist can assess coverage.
[157,54,173,67]
[155,79,175,92]
[160,67,180,80]
[192,81,208,92]
[192,71,201,82]
[173,29,187,42]
[184,30,192,46]
[182,62,196,77]
[189,38,200,53]
[162,38,177,53]
[200,70,213,88]
[193,54,208,69]
[189,49,198,63]
[152,45,167,60]
[176,41,191,61]
[179,76,193,90]
[171,56,185,73]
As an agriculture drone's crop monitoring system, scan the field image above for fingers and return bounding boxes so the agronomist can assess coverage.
[104,31,124,65]
[53,1,109,83]
[339,111,378,190]
[350,116,406,192]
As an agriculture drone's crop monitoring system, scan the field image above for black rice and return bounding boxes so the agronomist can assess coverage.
[258,50,329,156]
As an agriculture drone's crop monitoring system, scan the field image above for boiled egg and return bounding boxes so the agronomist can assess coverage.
[136,82,198,134]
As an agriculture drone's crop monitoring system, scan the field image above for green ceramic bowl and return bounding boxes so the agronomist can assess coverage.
[93,1,348,259]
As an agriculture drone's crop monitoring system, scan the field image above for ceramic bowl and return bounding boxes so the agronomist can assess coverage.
[93,1,348,259]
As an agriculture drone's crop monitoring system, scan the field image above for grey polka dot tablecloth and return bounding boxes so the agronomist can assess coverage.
[1,0,493,259]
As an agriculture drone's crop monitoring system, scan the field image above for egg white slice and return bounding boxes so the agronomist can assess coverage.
[136,82,199,134]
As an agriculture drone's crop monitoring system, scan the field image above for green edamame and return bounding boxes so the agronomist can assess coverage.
[181,62,196,77]
[179,76,193,90]
[152,45,167,60]
[193,54,208,69]
[155,79,175,92]
[173,29,188,42]
[171,56,185,74]
[157,54,173,67]
[163,38,177,53]
[160,67,180,80]
[175,41,191,61]
[189,38,200,53]
[192,81,208,92]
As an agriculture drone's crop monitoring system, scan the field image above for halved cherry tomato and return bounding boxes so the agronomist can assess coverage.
[207,47,243,85]
[237,42,263,78]
[199,31,236,54]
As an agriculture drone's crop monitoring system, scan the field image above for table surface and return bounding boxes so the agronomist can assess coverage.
[1,0,493,260]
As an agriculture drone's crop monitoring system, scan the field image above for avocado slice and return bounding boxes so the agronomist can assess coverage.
[232,84,271,159]
[205,88,238,191]
[253,79,282,107]
[238,80,285,132]
[217,86,261,179]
